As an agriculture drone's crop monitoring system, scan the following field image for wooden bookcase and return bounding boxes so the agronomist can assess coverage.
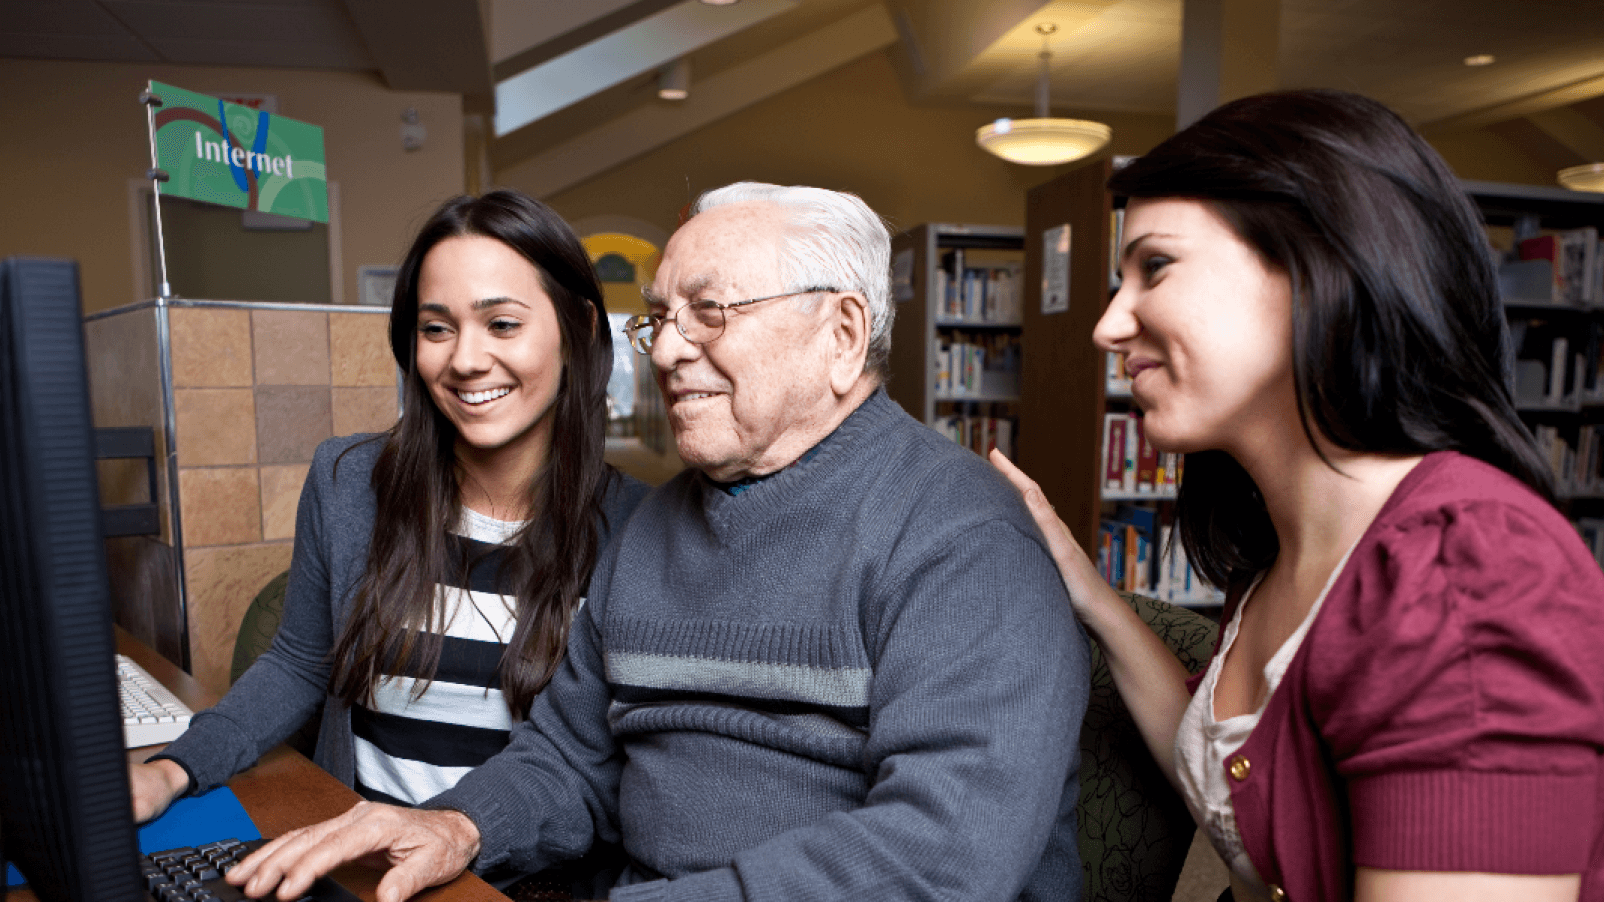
[1016,159,1116,555]
[887,223,1026,456]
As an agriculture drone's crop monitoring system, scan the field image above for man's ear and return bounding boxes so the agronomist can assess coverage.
[827,291,871,396]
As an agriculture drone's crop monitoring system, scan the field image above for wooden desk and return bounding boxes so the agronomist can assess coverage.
[118,629,506,902]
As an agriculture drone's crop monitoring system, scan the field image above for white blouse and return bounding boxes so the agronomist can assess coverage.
[1173,540,1359,901]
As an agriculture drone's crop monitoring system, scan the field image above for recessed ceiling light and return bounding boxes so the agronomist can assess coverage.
[1464,54,1496,67]
[700,0,740,5]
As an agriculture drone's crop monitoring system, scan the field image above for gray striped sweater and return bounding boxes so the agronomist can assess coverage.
[429,389,1090,901]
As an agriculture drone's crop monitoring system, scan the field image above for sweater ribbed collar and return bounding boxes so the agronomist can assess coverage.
[693,386,902,531]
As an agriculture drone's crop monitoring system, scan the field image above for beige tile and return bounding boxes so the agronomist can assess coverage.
[255,385,333,464]
[184,542,294,694]
[259,464,310,541]
[170,307,253,388]
[332,386,400,437]
[174,388,257,466]
[86,307,163,427]
[179,467,262,547]
[253,309,330,386]
[330,311,398,387]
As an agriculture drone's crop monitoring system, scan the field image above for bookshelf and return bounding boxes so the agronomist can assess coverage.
[887,223,1026,459]
[1016,158,1229,607]
[1469,180,1604,565]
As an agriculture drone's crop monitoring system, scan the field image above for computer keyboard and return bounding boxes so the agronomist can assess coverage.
[118,653,194,748]
[141,838,362,902]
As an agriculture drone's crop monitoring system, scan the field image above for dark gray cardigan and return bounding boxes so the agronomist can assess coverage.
[159,432,649,793]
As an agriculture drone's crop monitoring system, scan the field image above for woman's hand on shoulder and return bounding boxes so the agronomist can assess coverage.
[129,758,191,824]
[1356,868,1578,902]
[989,449,1121,625]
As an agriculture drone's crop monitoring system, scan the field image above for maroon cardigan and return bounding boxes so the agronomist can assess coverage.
[1191,451,1604,901]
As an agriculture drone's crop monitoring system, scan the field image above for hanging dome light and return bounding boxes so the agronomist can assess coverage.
[977,24,1111,166]
[1558,163,1604,193]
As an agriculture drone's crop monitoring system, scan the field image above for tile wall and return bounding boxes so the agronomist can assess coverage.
[88,302,398,694]
[171,305,398,692]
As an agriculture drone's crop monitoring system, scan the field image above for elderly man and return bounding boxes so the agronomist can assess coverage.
[232,183,1090,902]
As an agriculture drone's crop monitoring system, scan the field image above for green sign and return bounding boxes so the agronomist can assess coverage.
[150,80,328,223]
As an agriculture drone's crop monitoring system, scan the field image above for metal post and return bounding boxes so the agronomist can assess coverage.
[139,85,174,299]
[1035,23,1057,119]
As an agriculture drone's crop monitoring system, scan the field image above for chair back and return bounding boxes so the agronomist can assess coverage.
[1078,592,1219,901]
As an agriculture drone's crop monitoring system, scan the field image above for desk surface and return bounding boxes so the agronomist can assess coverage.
[116,629,507,902]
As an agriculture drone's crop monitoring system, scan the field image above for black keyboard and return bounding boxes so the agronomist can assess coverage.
[141,838,362,902]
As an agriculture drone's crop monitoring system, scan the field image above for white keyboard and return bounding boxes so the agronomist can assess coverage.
[116,654,193,748]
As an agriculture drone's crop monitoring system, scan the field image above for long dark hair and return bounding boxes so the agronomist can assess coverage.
[1108,89,1555,591]
[329,190,615,717]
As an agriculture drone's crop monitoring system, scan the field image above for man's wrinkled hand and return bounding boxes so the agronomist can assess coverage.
[226,801,481,902]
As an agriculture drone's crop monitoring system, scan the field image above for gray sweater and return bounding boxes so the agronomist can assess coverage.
[429,390,1091,902]
[160,433,649,794]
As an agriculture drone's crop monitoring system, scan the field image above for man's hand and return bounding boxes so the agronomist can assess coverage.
[226,801,481,902]
[129,759,191,824]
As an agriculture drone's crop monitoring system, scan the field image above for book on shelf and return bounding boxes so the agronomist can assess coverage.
[1535,423,1604,498]
[1512,320,1586,406]
[1095,503,1221,605]
[1108,208,1126,290]
[1105,351,1131,396]
[933,407,1016,461]
[1517,228,1603,307]
[936,251,1024,324]
[1100,412,1180,495]
[1577,518,1604,569]
[932,331,1020,397]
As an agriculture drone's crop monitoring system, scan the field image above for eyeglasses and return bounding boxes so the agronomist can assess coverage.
[622,286,836,355]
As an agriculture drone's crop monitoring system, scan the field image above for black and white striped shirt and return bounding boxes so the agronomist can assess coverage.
[353,508,527,806]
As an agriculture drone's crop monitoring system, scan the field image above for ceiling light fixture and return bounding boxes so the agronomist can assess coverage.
[658,58,690,101]
[699,0,740,5]
[977,24,1111,166]
[1559,163,1604,193]
[1463,54,1495,67]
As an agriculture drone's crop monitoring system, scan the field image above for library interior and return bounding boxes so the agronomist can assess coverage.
[3,2,1604,901]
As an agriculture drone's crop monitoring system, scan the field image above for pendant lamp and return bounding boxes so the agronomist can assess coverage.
[977,24,1111,166]
[1558,163,1604,193]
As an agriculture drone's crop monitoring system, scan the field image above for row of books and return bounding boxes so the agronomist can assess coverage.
[933,332,1021,398]
[1577,519,1604,569]
[1511,321,1604,407]
[1534,424,1604,498]
[1102,412,1181,495]
[1509,227,1604,307]
[933,263,1024,324]
[933,413,1016,461]
[1097,505,1224,606]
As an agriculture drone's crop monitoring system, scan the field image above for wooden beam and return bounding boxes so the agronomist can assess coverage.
[493,0,797,137]
[492,0,681,82]
[1527,107,1604,163]
[1419,73,1604,135]
[499,3,898,199]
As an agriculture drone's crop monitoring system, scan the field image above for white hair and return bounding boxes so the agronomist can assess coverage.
[690,182,894,378]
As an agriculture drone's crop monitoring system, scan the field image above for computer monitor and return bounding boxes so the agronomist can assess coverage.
[0,256,145,902]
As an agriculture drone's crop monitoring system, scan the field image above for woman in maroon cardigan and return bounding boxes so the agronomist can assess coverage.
[996,89,1604,902]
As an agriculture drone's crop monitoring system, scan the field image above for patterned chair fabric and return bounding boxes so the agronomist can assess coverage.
[1078,592,1220,902]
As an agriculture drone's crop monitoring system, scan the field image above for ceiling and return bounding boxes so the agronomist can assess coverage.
[4,0,1604,191]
